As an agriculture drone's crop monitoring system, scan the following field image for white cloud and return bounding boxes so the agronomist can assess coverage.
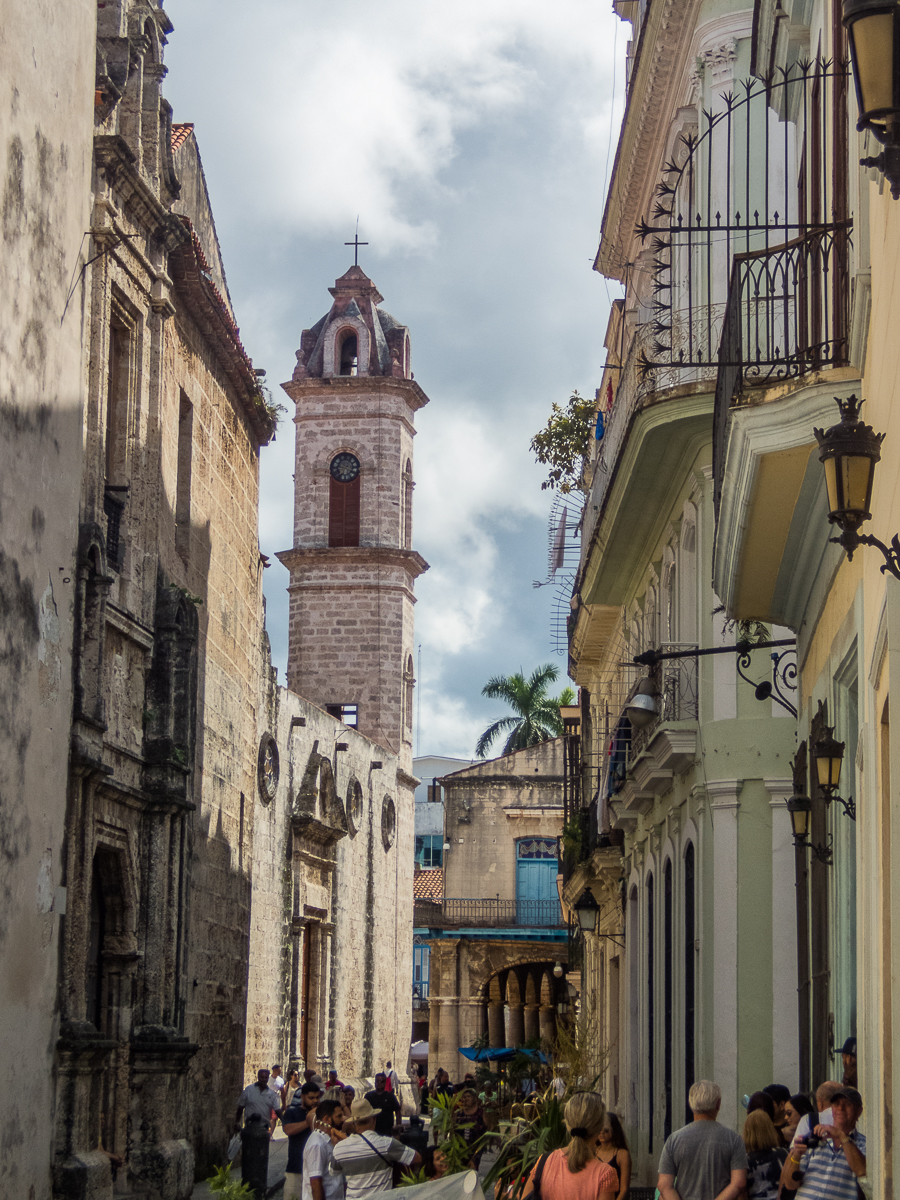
[168,0,611,248]
[164,0,625,758]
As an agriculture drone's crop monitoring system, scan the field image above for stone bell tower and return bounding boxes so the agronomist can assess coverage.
[277,264,429,770]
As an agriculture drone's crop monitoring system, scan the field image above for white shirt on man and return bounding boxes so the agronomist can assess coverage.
[302,1130,344,1200]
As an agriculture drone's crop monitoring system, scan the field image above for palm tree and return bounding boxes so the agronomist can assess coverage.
[475,663,576,758]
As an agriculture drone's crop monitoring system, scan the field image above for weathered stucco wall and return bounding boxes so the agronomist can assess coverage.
[441,740,565,900]
[0,3,95,1196]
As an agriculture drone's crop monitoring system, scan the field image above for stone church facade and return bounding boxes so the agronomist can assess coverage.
[0,4,422,1198]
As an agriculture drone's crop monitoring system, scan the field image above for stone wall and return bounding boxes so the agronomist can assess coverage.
[0,5,95,1197]
[245,668,415,1085]
[53,13,277,1193]
[280,545,424,767]
[286,377,422,551]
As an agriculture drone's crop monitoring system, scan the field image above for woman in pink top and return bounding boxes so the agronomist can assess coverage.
[524,1092,618,1200]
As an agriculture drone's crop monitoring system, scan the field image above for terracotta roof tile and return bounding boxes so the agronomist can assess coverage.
[171,123,194,152]
[413,867,443,901]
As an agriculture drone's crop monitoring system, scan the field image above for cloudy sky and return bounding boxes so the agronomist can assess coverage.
[163,0,625,759]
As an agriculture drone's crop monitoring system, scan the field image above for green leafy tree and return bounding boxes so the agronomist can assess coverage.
[530,390,596,494]
[476,664,576,759]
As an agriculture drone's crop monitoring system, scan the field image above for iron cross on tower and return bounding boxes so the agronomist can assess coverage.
[345,225,368,266]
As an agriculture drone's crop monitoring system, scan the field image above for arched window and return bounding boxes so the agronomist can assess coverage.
[646,871,655,1150]
[328,452,361,547]
[679,511,698,644]
[663,557,677,642]
[683,841,696,1121]
[402,460,413,549]
[403,654,415,735]
[338,331,358,376]
[663,858,673,1139]
[644,586,658,650]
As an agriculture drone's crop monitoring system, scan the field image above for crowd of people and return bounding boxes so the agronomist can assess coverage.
[230,1038,865,1200]
[657,1037,864,1200]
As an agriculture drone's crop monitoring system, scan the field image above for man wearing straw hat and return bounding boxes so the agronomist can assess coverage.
[332,1096,421,1196]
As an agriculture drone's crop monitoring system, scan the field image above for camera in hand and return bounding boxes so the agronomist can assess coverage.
[806,1134,822,1150]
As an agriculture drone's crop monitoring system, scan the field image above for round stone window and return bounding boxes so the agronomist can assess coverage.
[381,794,396,850]
[347,779,363,835]
[257,733,279,804]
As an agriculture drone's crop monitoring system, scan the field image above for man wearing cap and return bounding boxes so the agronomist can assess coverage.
[839,1037,858,1088]
[779,1086,866,1199]
[332,1097,421,1196]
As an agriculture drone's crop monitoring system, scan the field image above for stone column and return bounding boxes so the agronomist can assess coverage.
[523,1004,540,1042]
[441,999,460,1080]
[538,1004,556,1044]
[707,780,742,1127]
[505,1003,525,1047]
[487,1002,505,1048]
[765,777,800,1088]
[428,999,442,1082]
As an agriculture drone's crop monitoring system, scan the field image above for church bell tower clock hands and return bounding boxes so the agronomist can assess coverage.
[276,252,429,773]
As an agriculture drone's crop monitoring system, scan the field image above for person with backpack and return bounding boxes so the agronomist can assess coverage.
[522,1092,618,1200]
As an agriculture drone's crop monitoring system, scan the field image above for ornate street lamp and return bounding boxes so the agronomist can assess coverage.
[843,0,900,198]
[814,728,857,820]
[787,793,812,842]
[787,793,833,863]
[814,396,900,577]
[573,888,600,934]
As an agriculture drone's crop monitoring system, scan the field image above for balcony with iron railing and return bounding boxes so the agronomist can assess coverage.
[587,315,721,528]
[712,221,851,513]
[603,646,700,819]
[413,897,564,930]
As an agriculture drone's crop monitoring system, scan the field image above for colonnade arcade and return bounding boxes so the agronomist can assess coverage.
[483,962,560,1049]
[426,938,567,1081]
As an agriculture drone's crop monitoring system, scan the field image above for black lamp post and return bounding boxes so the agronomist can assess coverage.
[814,728,856,820]
[843,0,900,198]
[573,888,600,934]
[815,395,900,577]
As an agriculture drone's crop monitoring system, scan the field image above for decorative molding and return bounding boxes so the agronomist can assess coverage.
[706,779,743,810]
[689,39,737,97]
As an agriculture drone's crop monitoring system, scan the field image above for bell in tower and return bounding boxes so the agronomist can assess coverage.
[276,264,429,770]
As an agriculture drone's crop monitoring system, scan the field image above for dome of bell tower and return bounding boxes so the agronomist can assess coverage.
[293,264,412,381]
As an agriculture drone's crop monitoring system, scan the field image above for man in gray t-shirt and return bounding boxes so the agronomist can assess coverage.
[658,1080,748,1200]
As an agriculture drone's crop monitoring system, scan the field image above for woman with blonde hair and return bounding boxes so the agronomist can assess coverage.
[523,1092,617,1200]
[742,1109,787,1200]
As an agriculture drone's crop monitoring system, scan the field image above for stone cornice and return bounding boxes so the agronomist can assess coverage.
[441,775,564,788]
[712,372,860,620]
[597,0,706,282]
[94,135,187,250]
[282,373,430,412]
[276,545,430,581]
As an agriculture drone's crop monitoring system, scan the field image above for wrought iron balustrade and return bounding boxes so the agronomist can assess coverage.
[413,897,563,929]
[713,223,851,510]
[634,58,851,411]
[630,644,699,761]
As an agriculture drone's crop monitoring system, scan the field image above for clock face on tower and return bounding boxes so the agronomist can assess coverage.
[330,452,360,483]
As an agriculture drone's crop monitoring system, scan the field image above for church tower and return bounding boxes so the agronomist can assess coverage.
[278,265,429,771]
